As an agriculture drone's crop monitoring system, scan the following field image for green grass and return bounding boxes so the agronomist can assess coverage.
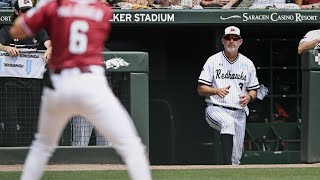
[0,167,320,180]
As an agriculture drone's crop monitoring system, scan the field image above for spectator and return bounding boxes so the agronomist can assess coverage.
[200,0,239,9]
[118,0,149,6]
[295,0,320,9]
[0,0,51,61]
[172,0,201,8]
[247,0,300,9]
[298,29,320,54]
[0,0,51,147]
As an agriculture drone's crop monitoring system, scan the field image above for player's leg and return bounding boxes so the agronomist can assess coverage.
[20,88,70,180]
[81,73,151,180]
[206,105,235,165]
[231,110,246,165]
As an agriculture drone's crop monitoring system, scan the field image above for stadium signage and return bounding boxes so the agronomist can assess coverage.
[221,12,318,22]
[109,10,320,24]
[112,13,175,22]
[1,10,318,24]
[0,15,10,22]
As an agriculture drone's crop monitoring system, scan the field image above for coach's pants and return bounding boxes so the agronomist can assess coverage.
[205,104,246,165]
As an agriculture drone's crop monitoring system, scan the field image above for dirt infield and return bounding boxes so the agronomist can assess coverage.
[0,163,320,172]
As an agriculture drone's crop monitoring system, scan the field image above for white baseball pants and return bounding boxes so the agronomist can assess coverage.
[205,104,246,165]
[20,66,152,180]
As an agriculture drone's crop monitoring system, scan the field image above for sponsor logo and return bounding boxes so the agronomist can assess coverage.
[240,64,248,70]
[0,52,39,58]
[220,12,318,22]
[26,60,32,74]
[220,15,242,20]
[105,57,130,69]
[3,63,24,68]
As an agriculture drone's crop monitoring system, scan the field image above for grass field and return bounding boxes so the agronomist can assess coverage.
[0,167,320,180]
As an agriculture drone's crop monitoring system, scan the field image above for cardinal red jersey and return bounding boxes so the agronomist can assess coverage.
[20,0,113,70]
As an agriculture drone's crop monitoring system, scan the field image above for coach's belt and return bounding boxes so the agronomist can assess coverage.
[52,66,92,74]
[211,104,240,111]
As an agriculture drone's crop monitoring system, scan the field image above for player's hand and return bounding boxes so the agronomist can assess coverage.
[44,46,52,63]
[239,94,251,107]
[4,46,20,57]
[217,85,230,98]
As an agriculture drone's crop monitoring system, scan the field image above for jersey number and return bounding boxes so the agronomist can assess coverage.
[69,20,89,54]
[239,83,243,91]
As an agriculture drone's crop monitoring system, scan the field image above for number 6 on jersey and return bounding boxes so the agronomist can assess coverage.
[69,20,88,54]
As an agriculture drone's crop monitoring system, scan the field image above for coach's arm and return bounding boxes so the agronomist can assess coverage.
[239,89,257,107]
[197,83,231,98]
[246,89,257,102]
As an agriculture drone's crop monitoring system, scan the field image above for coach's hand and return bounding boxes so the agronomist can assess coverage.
[239,94,251,107]
[4,46,20,57]
[217,85,230,98]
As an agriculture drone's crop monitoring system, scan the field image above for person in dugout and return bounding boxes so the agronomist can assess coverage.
[0,0,51,147]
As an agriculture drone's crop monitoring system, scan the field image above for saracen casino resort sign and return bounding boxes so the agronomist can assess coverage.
[0,10,318,24]
[110,10,319,24]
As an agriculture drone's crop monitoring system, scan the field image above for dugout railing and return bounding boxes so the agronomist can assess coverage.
[0,51,149,164]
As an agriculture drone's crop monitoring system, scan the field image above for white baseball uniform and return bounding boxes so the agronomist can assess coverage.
[299,29,320,49]
[199,51,260,165]
[16,1,152,180]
